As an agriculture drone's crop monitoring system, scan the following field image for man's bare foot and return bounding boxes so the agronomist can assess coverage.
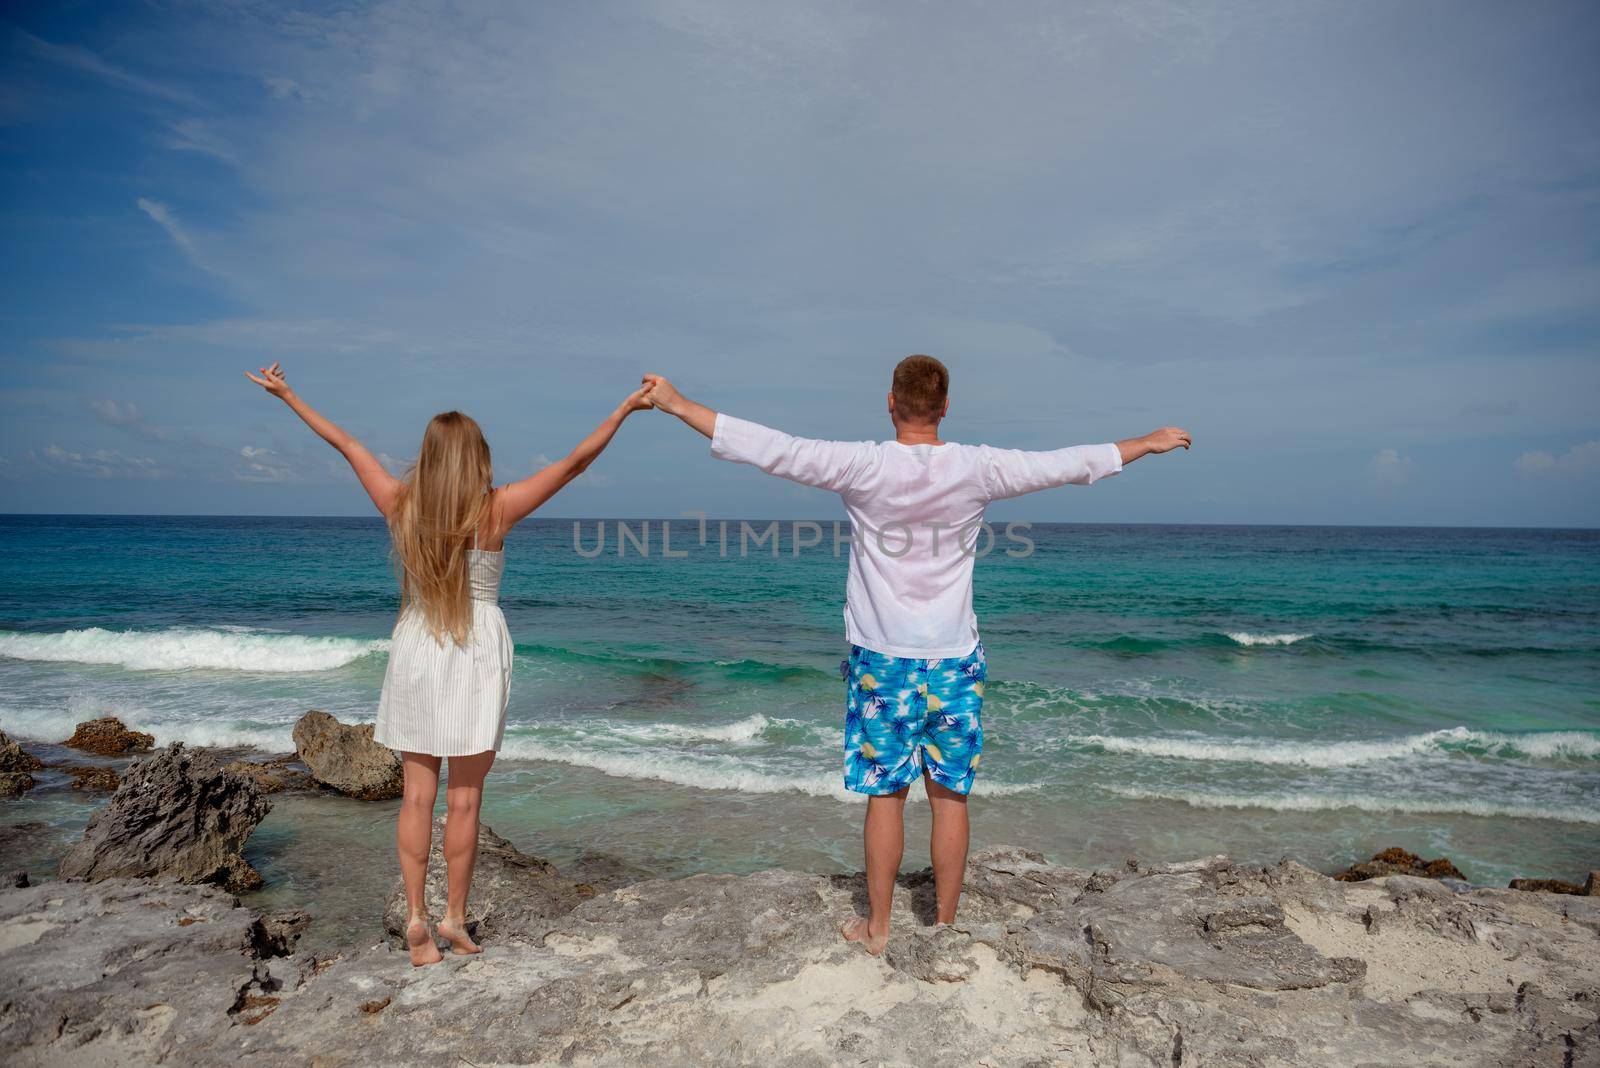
[406,916,444,967]
[840,915,889,956]
[437,917,481,955]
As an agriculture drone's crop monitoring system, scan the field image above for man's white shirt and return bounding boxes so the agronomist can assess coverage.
[710,413,1122,659]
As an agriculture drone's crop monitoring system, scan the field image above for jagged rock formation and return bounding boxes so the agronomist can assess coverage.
[0,728,43,797]
[58,743,272,894]
[2,846,1595,1065]
[292,710,403,800]
[0,728,43,772]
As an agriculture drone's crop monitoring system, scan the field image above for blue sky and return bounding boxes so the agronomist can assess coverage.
[1,0,1597,525]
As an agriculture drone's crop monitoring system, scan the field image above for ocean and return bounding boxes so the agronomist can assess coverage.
[2,515,1597,943]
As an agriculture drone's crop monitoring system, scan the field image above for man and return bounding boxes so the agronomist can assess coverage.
[642,356,1190,954]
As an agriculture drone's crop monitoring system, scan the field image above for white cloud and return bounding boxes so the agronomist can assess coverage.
[135,198,217,275]
[1371,448,1414,488]
[18,31,200,107]
[102,317,432,355]
[264,77,311,101]
[29,445,166,480]
[1515,440,1600,476]
[165,119,237,165]
[233,445,296,483]
[1516,451,1557,474]
[86,398,170,442]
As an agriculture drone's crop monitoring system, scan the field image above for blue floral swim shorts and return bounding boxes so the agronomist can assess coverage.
[841,642,986,796]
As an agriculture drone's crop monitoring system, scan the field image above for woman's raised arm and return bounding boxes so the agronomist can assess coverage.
[490,386,652,534]
[244,361,403,518]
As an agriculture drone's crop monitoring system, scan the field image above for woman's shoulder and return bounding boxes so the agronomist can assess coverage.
[478,489,512,549]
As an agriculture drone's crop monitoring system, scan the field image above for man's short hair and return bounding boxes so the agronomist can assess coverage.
[891,354,949,422]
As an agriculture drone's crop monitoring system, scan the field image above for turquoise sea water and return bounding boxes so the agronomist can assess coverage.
[2,515,1597,939]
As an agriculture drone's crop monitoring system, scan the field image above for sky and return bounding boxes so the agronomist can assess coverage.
[1,0,1597,525]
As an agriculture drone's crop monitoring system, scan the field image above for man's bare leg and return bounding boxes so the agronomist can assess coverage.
[841,786,909,955]
[925,776,970,924]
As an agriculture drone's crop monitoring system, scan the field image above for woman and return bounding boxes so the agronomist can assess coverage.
[246,361,650,966]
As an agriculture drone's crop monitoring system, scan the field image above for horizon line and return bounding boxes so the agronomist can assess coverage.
[2,512,1597,533]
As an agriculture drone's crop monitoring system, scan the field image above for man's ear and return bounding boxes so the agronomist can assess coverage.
[887,393,898,421]
[939,397,950,420]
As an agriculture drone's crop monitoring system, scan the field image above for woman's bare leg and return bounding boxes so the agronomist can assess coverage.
[398,752,443,966]
[438,750,495,954]
[925,776,970,924]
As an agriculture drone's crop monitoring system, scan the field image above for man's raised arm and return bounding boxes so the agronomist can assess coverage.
[982,427,1191,501]
[642,373,871,493]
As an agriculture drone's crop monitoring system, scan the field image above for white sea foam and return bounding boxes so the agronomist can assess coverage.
[0,627,388,673]
[1484,730,1600,760]
[1102,784,1600,825]
[1072,727,1600,767]
[1225,632,1313,647]
[498,737,1036,801]
[609,714,773,744]
[1073,732,1429,766]
[0,701,303,752]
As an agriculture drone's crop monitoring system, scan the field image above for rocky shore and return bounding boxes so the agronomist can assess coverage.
[2,716,1598,1065]
[2,843,1598,1066]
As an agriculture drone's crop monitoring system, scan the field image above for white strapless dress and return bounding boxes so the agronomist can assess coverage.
[373,548,512,756]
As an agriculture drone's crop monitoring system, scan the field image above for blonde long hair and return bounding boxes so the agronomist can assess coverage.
[390,411,494,645]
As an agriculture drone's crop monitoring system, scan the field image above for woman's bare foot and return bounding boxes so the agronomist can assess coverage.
[406,916,444,967]
[840,915,889,956]
[437,916,481,955]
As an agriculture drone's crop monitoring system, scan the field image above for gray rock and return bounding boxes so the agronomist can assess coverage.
[1060,870,1366,991]
[5,847,1598,1066]
[291,709,402,800]
[58,743,271,894]
[257,908,313,955]
[1588,871,1599,897]
[564,849,657,892]
[0,878,296,1064]
[884,922,979,982]
[264,852,1600,1066]
[380,817,593,944]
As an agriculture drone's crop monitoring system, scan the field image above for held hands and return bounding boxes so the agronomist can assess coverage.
[621,385,654,414]
[639,373,683,415]
[1143,427,1192,454]
[640,373,715,438]
[244,361,292,399]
